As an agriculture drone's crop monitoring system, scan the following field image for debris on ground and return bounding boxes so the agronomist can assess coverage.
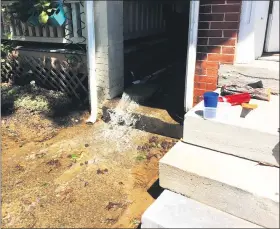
[2,82,177,228]
[97,168,109,175]
[136,136,177,162]
[105,202,124,211]
[46,159,61,167]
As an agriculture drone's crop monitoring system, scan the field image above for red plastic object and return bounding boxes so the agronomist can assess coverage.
[218,93,251,106]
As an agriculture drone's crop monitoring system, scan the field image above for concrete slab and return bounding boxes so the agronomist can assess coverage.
[123,84,159,103]
[159,142,279,228]
[141,190,263,228]
[218,61,279,94]
[183,93,279,167]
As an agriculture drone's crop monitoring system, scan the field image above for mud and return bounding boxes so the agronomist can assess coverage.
[2,108,177,228]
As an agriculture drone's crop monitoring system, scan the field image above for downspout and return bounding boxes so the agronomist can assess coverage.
[85,1,98,123]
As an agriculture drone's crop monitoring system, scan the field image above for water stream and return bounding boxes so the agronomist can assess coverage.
[107,92,140,127]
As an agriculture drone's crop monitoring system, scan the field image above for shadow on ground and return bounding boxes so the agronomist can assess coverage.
[102,106,183,139]
[1,83,89,127]
[273,142,279,165]
[148,179,164,199]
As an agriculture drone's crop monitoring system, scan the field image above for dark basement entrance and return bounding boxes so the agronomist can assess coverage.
[103,1,190,139]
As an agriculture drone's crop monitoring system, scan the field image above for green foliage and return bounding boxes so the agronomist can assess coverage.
[1,41,17,82]
[3,0,54,25]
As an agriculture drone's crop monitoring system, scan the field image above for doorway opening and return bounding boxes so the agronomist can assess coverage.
[122,1,190,127]
[102,1,191,138]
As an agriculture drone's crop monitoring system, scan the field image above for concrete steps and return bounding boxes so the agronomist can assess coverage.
[183,94,279,167]
[159,142,279,228]
[141,190,262,228]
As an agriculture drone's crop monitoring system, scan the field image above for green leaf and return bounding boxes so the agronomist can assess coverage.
[43,2,51,7]
[7,33,12,40]
[71,154,78,159]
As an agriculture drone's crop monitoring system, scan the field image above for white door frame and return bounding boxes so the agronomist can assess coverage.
[184,0,200,112]
[235,1,270,63]
[264,0,279,52]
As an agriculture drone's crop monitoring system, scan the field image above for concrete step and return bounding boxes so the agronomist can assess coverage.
[141,190,262,228]
[218,61,279,94]
[183,93,279,167]
[159,142,279,228]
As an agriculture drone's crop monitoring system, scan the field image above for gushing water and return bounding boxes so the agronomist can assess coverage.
[107,92,140,127]
[98,93,143,151]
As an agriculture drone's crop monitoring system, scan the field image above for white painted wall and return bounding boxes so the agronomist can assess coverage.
[235,1,270,63]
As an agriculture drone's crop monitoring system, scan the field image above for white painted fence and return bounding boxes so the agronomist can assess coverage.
[123,1,177,40]
[1,0,86,44]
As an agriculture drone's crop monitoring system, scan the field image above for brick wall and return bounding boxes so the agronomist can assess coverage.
[193,0,242,105]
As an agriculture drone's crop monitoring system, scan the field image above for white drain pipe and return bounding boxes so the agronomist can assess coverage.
[85,1,97,123]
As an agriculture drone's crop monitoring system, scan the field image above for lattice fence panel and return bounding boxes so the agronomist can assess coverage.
[1,51,88,101]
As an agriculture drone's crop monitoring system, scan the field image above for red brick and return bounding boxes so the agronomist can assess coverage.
[221,56,234,63]
[194,82,206,90]
[200,0,226,5]
[208,38,236,46]
[196,60,219,69]
[197,38,208,45]
[196,52,207,61]
[225,13,240,21]
[223,30,238,38]
[194,88,206,97]
[200,5,212,13]
[195,67,207,75]
[193,96,199,105]
[197,45,221,54]
[198,22,210,29]
[193,95,202,106]
[195,75,218,84]
[208,53,234,63]
[207,53,222,61]
[212,4,240,13]
[222,46,235,54]
[198,29,223,38]
[206,83,217,91]
[210,21,239,29]
[207,68,218,77]
[199,14,224,22]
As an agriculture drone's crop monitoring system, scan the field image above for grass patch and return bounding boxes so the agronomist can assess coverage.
[135,153,147,162]
[1,83,72,114]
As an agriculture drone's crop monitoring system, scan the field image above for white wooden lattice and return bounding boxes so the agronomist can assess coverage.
[1,51,88,100]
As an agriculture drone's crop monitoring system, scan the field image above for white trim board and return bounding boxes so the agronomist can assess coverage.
[184,0,200,111]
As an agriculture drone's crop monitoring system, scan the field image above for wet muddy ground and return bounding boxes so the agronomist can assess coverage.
[2,105,177,228]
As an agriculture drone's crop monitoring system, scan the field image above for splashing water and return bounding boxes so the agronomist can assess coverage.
[97,93,144,151]
[107,92,140,127]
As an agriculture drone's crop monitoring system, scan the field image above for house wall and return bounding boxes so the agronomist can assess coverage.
[94,1,124,104]
[193,0,242,106]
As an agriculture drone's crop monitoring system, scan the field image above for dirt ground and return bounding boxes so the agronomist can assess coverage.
[1,105,177,228]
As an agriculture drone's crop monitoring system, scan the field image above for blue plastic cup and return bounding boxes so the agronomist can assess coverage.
[203,92,219,108]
